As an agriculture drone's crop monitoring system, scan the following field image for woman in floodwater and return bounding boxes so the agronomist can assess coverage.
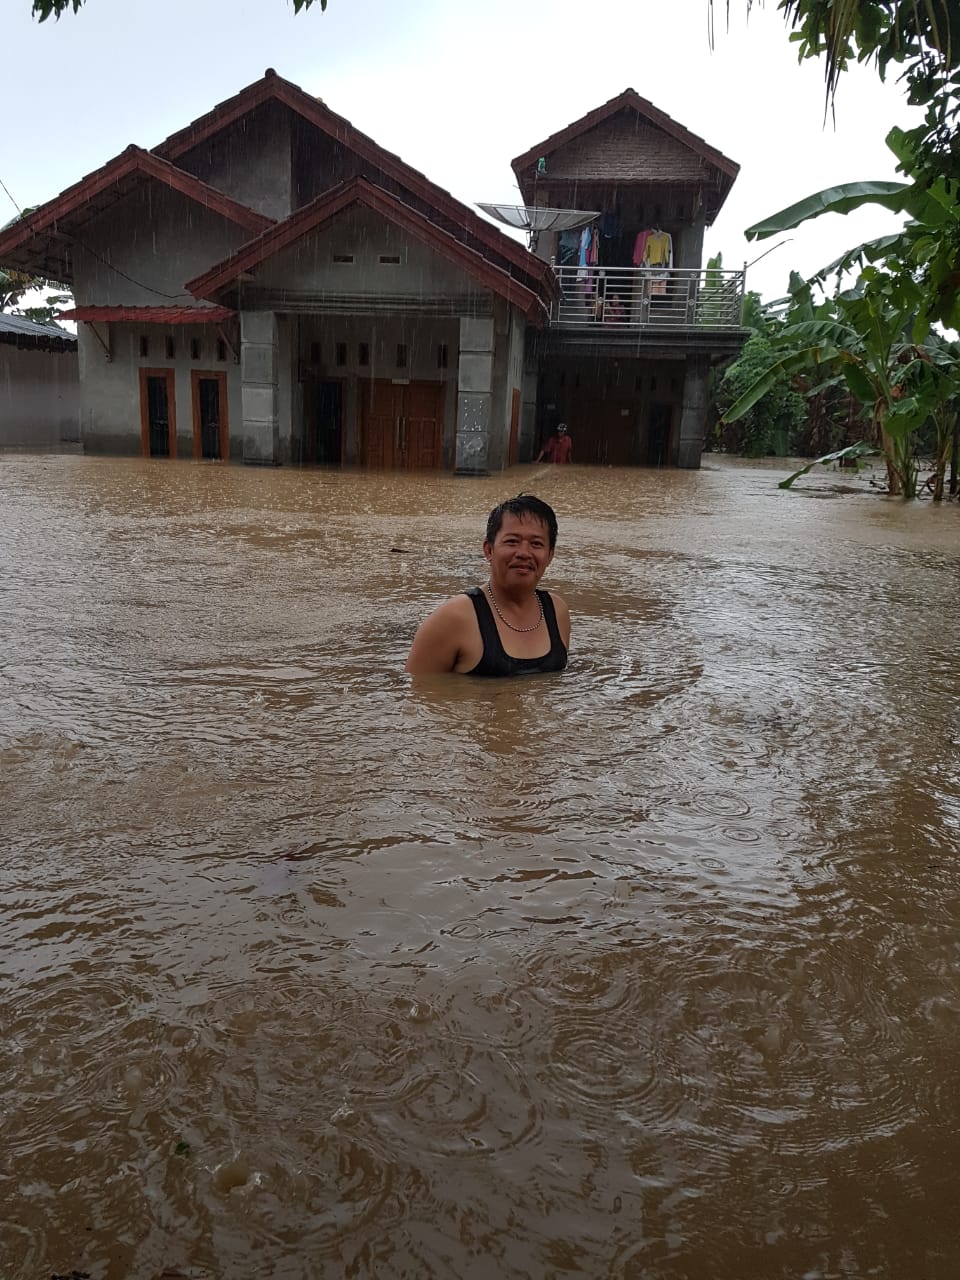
[404,493,570,677]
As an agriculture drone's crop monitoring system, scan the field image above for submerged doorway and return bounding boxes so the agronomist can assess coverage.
[191,370,229,460]
[359,380,445,469]
[305,379,343,465]
[139,368,176,458]
[647,403,673,467]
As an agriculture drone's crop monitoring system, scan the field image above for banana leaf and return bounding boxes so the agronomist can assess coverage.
[842,361,877,403]
[746,182,909,240]
[778,442,880,489]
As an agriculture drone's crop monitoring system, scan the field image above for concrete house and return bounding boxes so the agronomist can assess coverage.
[0,312,79,449]
[0,73,745,472]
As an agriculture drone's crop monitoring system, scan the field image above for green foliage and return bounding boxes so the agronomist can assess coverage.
[745,128,960,333]
[2,210,73,316]
[712,1,960,195]
[32,0,327,14]
[0,266,36,312]
[741,290,769,332]
[714,333,807,456]
[721,268,960,498]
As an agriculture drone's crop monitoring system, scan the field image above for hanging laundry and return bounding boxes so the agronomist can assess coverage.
[558,229,579,266]
[632,230,649,268]
[643,230,673,268]
[640,230,674,297]
[578,226,591,267]
[599,211,620,239]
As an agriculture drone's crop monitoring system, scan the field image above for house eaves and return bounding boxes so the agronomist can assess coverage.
[0,147,274,284]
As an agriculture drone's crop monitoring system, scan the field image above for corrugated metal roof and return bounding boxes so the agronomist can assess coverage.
[0,312,75,339]
[0,311,78,351]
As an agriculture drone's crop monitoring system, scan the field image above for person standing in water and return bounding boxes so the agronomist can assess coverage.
[535,423,573,464]
[404,494,570,677]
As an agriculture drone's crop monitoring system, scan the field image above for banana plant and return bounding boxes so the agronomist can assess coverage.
[721,272,945,498]
[744,127,960,333]
[920,331,960,500]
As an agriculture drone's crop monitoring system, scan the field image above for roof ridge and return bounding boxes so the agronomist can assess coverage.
[511,87,739,178]
[152,69,555,299]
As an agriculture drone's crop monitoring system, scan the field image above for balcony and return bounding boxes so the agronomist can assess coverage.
[549,264,746,331]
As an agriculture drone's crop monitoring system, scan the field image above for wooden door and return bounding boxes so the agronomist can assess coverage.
[400,381,444,469]
[359,380,400,469]
[359,380,444,470]
[139,368,176,458]
[191,370,229,460]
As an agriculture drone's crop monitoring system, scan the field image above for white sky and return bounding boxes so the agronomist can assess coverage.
[3,0,923,303]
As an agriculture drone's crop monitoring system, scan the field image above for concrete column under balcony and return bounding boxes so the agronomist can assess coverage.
[240,310,280,465]
[677,356,710,469]
[455,316,495,476]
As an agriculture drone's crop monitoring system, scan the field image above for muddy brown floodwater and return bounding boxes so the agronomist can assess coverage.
[2,452,959,1279]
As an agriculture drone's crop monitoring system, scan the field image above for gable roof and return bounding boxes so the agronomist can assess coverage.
[155,69,556,302]
[512,88,739,208]
[0,147,274,283]
[186,177,547,324]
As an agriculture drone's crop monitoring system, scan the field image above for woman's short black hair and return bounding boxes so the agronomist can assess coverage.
[485,493,558,549]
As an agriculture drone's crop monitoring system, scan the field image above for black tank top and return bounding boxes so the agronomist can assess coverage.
[464,586,568,678]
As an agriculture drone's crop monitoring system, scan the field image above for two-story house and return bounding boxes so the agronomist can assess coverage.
[511,89,745,468]
[0,73,745,473]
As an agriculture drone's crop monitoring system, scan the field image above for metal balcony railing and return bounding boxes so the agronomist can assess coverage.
[550,265,746,330]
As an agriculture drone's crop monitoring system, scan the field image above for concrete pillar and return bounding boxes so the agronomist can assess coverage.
[677,356,710,469]
[240,310,280,465]
[454,315,495,476]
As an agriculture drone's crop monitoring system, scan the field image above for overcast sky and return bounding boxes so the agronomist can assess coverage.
[3,0,923,303]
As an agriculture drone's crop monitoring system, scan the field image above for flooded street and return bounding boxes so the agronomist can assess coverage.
[2,452,959,1279]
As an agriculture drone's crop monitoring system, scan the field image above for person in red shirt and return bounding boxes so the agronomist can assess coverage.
[536,423,573,464]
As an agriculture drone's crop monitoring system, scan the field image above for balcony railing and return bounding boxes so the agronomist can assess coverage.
[549,264,746,330]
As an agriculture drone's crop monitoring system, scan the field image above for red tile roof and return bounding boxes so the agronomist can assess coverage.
[0,147,273,281]
[154,69,556,304]
[186,177,548,324]
[60,305,235,324]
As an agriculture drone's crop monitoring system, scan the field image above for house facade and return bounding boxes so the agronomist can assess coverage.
[0,73,745,472]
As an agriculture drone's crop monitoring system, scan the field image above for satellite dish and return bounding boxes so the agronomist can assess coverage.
[476,203,600,233]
